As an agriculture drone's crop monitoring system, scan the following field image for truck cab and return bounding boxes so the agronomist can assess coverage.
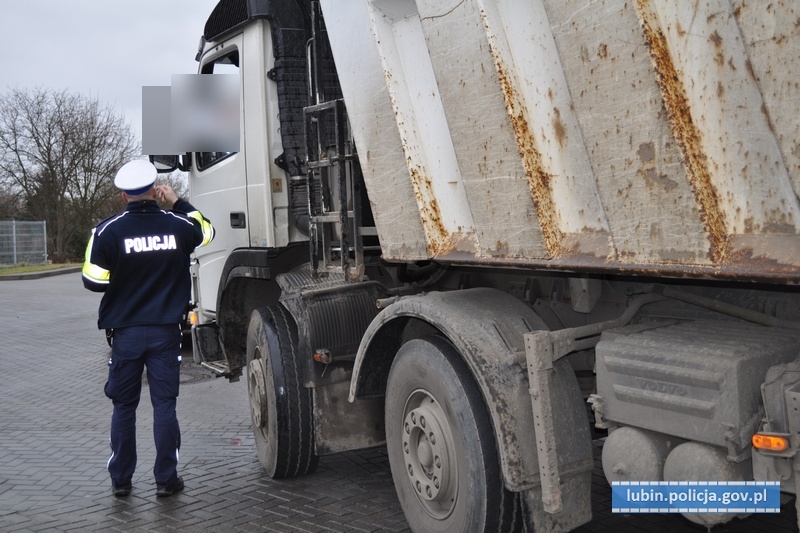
[190,7,306,329]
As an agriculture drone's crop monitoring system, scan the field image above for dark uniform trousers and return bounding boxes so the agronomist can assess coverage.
[105,324,182,486]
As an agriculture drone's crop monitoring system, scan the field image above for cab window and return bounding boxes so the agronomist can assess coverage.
[197,51,240,171]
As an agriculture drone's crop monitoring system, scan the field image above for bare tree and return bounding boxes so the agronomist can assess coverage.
[0,180,22,219]
[0,88,138,262]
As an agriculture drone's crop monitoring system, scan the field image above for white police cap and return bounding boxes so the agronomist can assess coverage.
[114,160,156,195]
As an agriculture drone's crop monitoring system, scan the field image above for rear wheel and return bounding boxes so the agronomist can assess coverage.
[385,335,522,532]
[246,304,317,478]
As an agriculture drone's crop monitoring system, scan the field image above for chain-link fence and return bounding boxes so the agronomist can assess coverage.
[0,221,47,266]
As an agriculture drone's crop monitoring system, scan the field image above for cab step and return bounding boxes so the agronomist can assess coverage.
[200,360,239,381]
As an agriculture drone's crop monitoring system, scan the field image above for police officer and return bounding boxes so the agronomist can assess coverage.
[82,159,214,497]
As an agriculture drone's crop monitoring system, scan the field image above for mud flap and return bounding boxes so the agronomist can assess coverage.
[522,473,592,533]
[523,331,594,532]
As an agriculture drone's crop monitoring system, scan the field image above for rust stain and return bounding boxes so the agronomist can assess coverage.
[761,103,775,133]
[708,30,724,66]
[499,66,563,254]
[580,45,590,63]
[598,43,608,59]
[635,0,729,263]
[480,10,562,256]
[744,58,756,81]
[722,245,800,277]
[407,163,452,257]
[434,250,800,285]
[387,57,453,259]
[492,240,510,257]
[552,107,567,147]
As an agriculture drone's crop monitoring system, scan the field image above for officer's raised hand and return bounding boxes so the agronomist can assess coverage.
[155,185,179,207]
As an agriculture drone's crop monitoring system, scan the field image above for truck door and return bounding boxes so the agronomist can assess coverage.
[190,35,248,319]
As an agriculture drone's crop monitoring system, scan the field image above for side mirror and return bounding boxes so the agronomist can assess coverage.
[149,153,193,173]
[150,154,178,173]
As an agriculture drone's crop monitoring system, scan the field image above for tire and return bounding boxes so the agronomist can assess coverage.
[245,304,318,478]
[385,335,523,532]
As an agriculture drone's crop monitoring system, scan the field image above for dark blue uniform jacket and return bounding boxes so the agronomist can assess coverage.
[82,198,214,330]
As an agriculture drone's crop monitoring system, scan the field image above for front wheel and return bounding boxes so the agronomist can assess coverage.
[246,305,317,478]
[385,335,522,532]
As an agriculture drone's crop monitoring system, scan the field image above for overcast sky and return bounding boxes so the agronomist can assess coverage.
[0,0,221,150]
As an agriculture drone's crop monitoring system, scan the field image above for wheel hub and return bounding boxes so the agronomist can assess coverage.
[248,357,267,428]
[402,392,457,519]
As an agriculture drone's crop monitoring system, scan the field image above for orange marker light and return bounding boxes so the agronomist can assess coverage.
[752,433,789,452]
[313,349,332,364]
[188,311,199,326]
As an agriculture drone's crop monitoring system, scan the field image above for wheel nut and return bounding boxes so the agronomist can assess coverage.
[411,413,416,424]
[405,423,410,434]
[420,416,426,428]
[429,433,436,445]
[416,481,422,493]
[404,442,409,454]
[426,486,432,497]
[435,456,441,468]
[434,477,439,488]
[408,464,414,476]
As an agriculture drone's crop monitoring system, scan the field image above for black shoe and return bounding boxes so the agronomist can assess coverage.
[112,481,132,497]
[156,476,184,497]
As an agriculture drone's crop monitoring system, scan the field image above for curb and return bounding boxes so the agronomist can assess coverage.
[0,266,82,281]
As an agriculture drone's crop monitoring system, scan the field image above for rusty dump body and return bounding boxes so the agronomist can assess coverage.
[319,0,800,283]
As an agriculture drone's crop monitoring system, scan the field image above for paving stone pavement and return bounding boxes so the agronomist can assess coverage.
[0,273,797,532]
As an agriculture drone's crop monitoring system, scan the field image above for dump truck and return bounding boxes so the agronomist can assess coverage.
[151,0,800,530]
